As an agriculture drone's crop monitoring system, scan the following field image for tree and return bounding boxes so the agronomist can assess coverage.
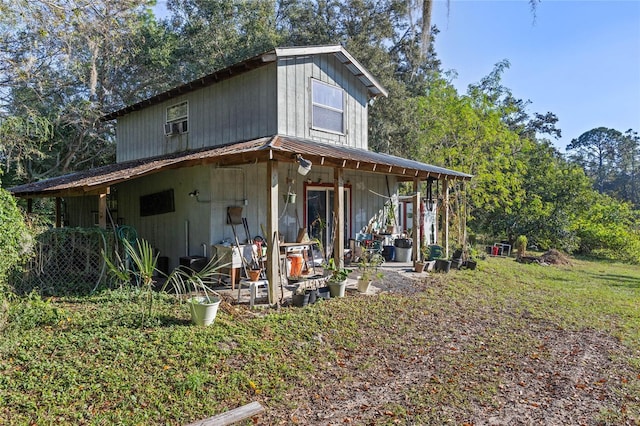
[0,0,159,185]
[164,0,282,82]
[613,129,640,208]
[567,127,622,195]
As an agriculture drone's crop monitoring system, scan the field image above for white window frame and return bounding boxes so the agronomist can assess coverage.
[311,79,344,135]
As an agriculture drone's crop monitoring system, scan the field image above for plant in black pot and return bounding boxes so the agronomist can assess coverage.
[292,285,310,307]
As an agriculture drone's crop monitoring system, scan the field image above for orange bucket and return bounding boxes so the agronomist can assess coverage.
[288,254,304,277]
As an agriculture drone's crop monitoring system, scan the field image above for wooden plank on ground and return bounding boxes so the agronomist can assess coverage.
[184,401,265,426]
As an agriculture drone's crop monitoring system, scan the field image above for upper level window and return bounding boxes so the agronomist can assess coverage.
[312,79,344,134]
[164,101,188,135]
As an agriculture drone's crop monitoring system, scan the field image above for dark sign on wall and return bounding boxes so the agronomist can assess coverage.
[140,189,175,217]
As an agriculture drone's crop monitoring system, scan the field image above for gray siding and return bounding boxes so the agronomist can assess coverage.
[64,162,393,271]
[115,53,371,163]
[116,65,278,162]
[277,54,369,149]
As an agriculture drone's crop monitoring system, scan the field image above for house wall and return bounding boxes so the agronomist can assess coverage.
[276,54,369,149]
[64,196,99,228]
[115,53,371,163]
[116,65,278,163]
[64,162,395,271]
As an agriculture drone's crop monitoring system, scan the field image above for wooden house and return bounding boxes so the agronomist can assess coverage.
[9,45,471,301]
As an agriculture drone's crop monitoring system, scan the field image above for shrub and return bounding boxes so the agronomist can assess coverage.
[0,188,31,286]
[514,235,527,259]
[572,197,640,263]
[6,292,67,330]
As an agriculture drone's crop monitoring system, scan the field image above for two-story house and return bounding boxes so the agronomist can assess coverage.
[10,45,471,300]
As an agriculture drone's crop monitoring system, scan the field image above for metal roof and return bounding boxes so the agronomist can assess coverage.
[103,45,387,121]
[8,135,471,198]
[268,136,472,181]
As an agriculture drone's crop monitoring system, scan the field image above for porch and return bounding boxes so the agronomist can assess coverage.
[216,258,419,308]
[10,136,472,303]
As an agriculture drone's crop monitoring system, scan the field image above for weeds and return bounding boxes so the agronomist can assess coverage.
[0,257,637,424]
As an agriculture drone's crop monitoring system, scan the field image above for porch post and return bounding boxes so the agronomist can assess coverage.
[333,167,345,269]
[98,190,108,229]
[27,198,33,214]
[413,178,421,262]
[266,159,279,305]
[443,178,450,258]
[55,197,62,228]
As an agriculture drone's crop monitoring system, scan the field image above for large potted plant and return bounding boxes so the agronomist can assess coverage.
[324,258,352,298]
[357,252,384,293]
[163,257,229,326]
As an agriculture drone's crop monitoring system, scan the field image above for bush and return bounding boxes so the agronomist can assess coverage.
[573,197,640,263]
[514,235,527,258]
[0,188,31,286]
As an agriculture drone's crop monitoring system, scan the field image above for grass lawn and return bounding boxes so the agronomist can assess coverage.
[0,256,638,425]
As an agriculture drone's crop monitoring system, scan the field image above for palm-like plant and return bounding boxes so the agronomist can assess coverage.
[103,237,158,326]
[162,256,229,302]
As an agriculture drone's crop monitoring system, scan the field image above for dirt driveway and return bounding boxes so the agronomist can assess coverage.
[261,268,639,425]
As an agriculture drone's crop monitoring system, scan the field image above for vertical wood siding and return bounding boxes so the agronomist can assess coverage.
[65,163,395,272]
[116,66,278,163]
[277,54,369,149]
[115,53,370,163]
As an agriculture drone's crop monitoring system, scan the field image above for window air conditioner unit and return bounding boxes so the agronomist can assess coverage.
[178,120,188,133]
[164,123,174,136]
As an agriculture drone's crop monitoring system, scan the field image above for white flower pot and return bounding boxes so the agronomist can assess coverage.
[188,296,221,326]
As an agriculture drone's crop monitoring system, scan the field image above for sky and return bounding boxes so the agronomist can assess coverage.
[431,0,640,151]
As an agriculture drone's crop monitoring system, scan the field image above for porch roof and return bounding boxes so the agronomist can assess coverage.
[8,135,472,198]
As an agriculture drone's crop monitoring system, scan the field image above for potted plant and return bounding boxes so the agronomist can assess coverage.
[163,257,229,326]
[323,258,352,298]
[413,245,428,273]
[357,252,384,293]
[462,245,478,270]
[450,248,464,270]
[248,268,262,281]
[291,285,310,307]
[434,253,451,273]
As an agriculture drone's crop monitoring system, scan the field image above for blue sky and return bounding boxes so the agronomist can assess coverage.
[432,0,640,151]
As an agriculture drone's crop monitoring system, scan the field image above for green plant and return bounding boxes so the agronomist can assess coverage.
[514,235,528,259]
[385,201,396,226]
[163,256,229,303]
[358,252,384,282]
[7,291,66,330]
[103,238,159,326]
[324,257,352,283]
[0,187,31,286]
[420,245,429,261]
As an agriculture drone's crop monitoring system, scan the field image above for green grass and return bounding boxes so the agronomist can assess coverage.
[0,256,638,425]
